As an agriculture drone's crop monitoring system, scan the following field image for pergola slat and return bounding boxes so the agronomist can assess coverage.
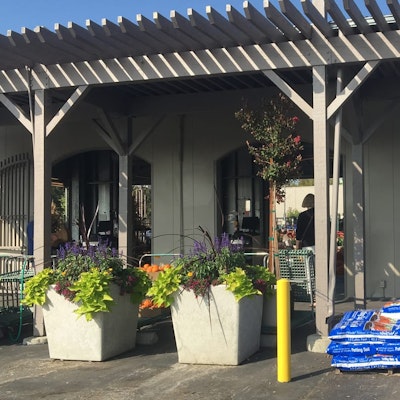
[365,0,390,31]
[278,0,312,39]
[170,10,219,49]
[35,26,90,60]
[188,8,236,48]
[8,29,60,65]
[0,35,32,67]
[117,16,168,53]
[137,14,187,52]
[264,0,303,41]
[301,0,335,37]
[67,22,116,58]
[153,12,205,50]
[326,0,354,36]
[243,1,285,43]
[86,20,133,56]
[226,4,269,44]
[206,6,253,45]
[387,0,400,28]
[55,23,103,59]
[344,0,374,34]
[101,19,153,54]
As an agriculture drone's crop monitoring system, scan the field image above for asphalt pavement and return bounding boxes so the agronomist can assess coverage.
[1,316,399,400]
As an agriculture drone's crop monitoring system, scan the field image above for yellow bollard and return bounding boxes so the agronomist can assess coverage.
[277,278,291,382]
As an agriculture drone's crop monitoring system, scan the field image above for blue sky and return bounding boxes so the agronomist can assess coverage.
[0,0,385,35]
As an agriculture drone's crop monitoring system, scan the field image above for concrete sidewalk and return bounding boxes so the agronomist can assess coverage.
[1,316,399,400]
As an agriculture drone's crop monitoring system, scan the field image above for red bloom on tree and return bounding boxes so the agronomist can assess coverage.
[235,93,303,203]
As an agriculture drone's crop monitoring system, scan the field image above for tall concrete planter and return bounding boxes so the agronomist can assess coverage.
[261,289,277,347]
[42,284,139,361]
[170,285,263,365]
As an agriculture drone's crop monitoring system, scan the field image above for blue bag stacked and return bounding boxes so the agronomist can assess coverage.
[327,301,400,371]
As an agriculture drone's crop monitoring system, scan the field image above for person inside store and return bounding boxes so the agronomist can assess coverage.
[295,193,315,253]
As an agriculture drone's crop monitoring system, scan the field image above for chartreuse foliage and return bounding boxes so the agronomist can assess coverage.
[22,268,57,306]
[146,266,182,308]
[69,269,114,321]
[222,268,260,301]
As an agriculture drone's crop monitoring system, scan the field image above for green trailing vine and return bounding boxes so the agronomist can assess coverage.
[146,266,182,308]
[222,268,260,301]
[22,268,57,307]
[69,269,114,321]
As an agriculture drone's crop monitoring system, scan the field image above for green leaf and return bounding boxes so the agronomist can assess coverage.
[222,267,261,301]
[22,269,57,306]
[146,266,182,307]
[70,269,114,320]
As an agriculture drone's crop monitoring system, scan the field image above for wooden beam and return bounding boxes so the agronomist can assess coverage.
[128,115,165,155]
[170,11,218,48]
[0,93,32,133]
[301,0,334,37]
[91,109,126,155]
[243,1,284,43]
[327,68,344,320]
[32,89,52,336]
[264,0,303,41]
[388,0,400,27]
[365,0,390,32]
[327,61,380,120]
[206,6,252,45]
[343,0,374,34]
[352,144,366,309]
[226,4,268,44]
[325,0,354,36]
[262,69,313,118]
[279,0,312,39]
[46,85,89,136]
[118,154,133,261]
[312,65,330,337]
[188,8,235,48]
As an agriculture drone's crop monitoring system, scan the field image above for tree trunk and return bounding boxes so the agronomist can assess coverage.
[268,182,279,276]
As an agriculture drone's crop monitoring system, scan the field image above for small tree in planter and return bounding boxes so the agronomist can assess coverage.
[235,93,303,275]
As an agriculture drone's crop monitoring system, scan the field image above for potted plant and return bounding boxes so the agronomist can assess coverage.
[147,228,276,365]
[22,242,151,361]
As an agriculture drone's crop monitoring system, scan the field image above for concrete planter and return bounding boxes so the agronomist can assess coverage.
[262,289,277,328]
[261,289,277,347]
[42,284,139,361]
[170,285,263,365]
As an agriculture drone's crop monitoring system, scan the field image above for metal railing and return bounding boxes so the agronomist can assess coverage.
[0,254,35,309]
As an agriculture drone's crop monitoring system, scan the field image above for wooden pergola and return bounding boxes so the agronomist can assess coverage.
[1,0,399,341]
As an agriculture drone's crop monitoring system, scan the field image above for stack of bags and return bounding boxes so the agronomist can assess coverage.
[327,301,400,371]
